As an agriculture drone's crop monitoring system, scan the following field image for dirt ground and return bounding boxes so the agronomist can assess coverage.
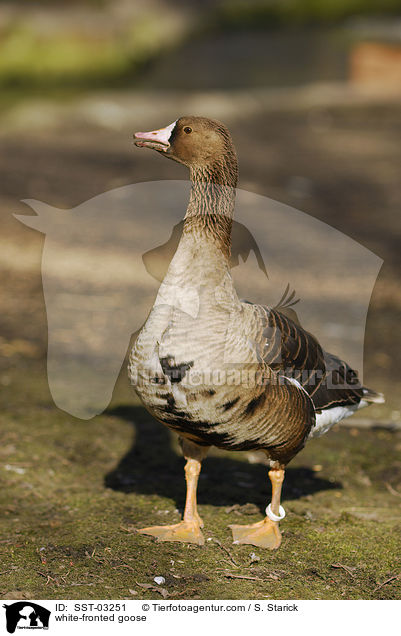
[0,87,400,600]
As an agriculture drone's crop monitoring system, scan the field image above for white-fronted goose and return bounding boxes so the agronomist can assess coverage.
[129,116,384,549]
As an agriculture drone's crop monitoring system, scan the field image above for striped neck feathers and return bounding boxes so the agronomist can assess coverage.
[183,154,238,258]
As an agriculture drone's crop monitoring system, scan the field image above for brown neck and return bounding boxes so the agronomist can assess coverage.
[183,154,238,258]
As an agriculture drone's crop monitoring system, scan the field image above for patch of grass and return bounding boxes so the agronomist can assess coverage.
[0,26,123,84]
[0,361,400,600]
[0,13,186,94]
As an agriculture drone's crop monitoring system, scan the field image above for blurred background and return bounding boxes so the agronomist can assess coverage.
[0,0,400,601]
[1,0,400,412]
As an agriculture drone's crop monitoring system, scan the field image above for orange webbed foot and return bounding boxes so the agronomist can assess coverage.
[138,518,204,545]
[229,517,282,549]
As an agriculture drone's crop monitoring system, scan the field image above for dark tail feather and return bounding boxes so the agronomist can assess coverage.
[362,387,385,404]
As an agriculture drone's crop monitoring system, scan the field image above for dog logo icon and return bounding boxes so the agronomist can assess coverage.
[3,602,50,633]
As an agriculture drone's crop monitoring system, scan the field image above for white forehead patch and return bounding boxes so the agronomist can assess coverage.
[155,120,177,144]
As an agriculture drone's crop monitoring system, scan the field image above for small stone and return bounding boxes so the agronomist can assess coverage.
[154,576,165,585]
[4,465,26,475]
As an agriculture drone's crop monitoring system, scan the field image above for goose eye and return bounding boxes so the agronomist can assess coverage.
[184,127,192,134]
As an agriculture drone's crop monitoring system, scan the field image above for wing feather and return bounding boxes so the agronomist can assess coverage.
[256,304,364,411]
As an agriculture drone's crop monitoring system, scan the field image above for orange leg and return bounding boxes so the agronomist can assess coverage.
[138,441,208,545]
[229,468,285,549]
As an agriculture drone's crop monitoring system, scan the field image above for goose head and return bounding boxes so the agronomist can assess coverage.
[134,116,238,186]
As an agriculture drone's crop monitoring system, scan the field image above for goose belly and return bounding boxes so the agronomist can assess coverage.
[130,349,249,449]
[128,305,232,441]
[129,303,312,458]
[129,299,246,414]
[137,380,256,450]
[131,351,312,461]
